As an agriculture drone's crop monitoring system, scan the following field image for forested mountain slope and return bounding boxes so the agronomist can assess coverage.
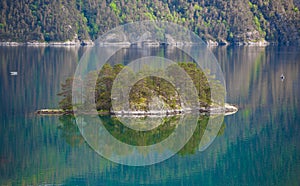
[0,0,299,45]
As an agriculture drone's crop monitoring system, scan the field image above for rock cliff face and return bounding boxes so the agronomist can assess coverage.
[0,0,299,45]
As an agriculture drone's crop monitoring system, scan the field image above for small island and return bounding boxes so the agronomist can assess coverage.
[36,62,237,116]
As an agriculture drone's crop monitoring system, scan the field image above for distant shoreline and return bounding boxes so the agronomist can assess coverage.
[0,40,94,47]
[0,39,275,47]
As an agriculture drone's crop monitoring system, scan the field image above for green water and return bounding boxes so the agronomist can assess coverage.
[0,46,299,185]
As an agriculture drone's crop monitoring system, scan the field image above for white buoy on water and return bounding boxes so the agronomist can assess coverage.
[10,71,18,76]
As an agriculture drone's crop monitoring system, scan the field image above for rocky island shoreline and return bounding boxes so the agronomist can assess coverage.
[35,103,238,116]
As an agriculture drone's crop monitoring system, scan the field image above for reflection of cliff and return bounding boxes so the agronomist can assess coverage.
[210,46,300,150]
[205,46,300,186]
[213,46,299,111]
[0,47,83,118]
[107,46,194,66]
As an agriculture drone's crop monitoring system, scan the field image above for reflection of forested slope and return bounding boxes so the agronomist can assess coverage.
[207,46,300,185]
[213,46,299,110]
[212,46,299,141]
[0,47,83,118]
[1,47,299,185]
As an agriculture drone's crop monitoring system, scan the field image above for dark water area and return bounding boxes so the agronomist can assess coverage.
[0,46,299,185]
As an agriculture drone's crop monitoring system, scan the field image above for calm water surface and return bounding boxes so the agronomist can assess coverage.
[0,46,299,185]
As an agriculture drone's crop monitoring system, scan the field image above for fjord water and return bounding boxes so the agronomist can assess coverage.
[0,46,299,185]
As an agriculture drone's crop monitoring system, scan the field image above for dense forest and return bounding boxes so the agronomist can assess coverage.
[58,62,213,112]
[0,0,299,45]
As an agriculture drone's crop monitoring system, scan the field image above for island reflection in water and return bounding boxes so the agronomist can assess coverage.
[58,114,225,156]
[0,46,299,185]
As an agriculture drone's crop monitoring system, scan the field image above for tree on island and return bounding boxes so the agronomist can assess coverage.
[57,62,220,112]
[57,77,74,111]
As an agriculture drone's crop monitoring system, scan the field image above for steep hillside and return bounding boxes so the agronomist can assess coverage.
[0,0,299,45]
